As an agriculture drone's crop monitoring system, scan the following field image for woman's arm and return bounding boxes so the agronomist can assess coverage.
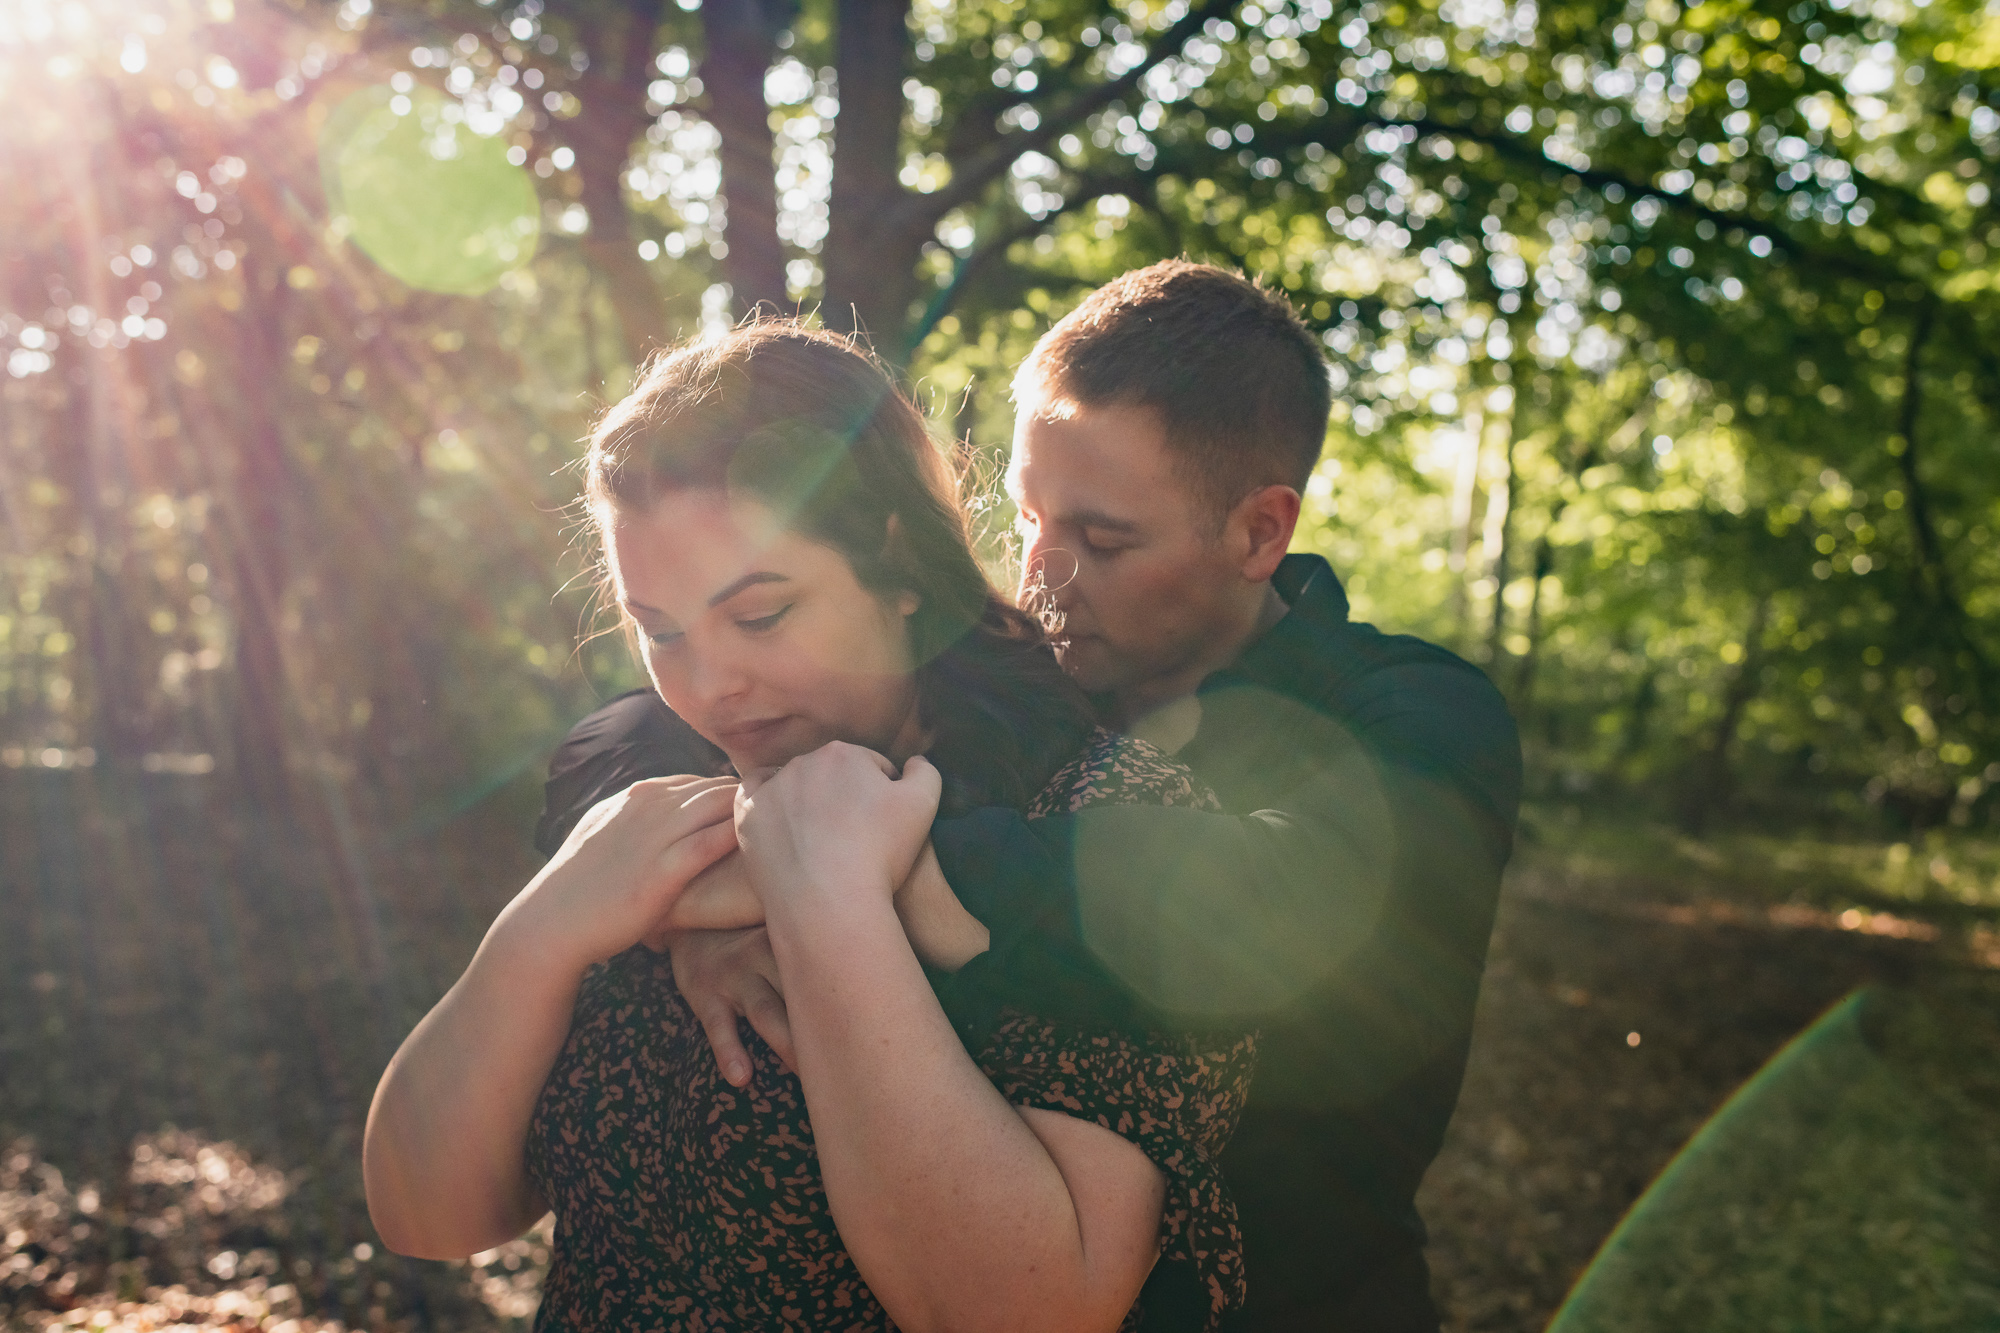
[738,746,1166,1333]
[363,776,739,1259]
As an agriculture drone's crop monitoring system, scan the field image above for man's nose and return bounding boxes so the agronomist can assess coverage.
[1020,532,1080,600]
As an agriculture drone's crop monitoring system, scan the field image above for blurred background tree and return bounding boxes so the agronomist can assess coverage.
[3,0,1994,848]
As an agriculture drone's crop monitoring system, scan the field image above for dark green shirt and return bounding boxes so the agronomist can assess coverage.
[929,554,1521,1330]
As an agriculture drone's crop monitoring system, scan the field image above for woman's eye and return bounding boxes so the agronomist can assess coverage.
[737,605,792,632]
[647,629,684,647]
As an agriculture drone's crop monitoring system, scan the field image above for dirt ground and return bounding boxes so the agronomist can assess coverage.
[1416,861,1992,1331]
[2,769,1993,1331]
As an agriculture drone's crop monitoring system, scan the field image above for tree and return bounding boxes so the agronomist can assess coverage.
[2,0,1996,834]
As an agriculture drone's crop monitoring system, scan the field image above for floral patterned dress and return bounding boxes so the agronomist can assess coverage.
[525,730,1258,1331]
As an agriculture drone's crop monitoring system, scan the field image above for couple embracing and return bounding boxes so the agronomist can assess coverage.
[363,260,1522,1332]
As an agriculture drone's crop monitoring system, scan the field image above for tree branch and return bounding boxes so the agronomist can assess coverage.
[905,0,1243,228]
[702,0,792,314]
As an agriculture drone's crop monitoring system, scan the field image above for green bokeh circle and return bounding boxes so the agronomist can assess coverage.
[320,85,539,296]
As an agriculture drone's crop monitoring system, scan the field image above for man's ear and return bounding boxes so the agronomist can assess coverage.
[1230,484,1302,583]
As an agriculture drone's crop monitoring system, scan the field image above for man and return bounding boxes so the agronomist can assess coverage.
[536,261,1521,1330]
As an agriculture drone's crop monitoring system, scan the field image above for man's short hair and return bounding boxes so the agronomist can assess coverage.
[1014,259,1331,513]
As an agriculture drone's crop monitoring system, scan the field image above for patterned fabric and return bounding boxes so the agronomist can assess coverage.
[526,729,1256,1332]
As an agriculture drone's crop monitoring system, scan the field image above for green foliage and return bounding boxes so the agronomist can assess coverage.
[321,85,541,295]
[0,0,1994,840]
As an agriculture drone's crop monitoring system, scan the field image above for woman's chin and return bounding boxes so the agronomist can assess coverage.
[715,718,839,774]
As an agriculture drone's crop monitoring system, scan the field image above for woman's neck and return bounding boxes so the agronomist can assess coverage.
[882,698,935,768]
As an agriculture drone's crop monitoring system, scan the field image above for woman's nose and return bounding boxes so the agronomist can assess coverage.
[685,643,751,711]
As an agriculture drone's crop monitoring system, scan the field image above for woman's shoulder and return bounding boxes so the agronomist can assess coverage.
[1026,727,1221,819]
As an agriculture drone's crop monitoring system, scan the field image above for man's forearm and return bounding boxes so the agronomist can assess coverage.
[934,781,1396,1022]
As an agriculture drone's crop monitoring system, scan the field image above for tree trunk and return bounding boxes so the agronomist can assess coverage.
[219,248,300,806]
[573,7,674,358]
[1676,597,1770,835]
[702,0,791,316]
[1893,300,1943,593]
[50,110,151,766]
[1512,534,1556,719]
[821,0,921,357]
[1446,403,1483,646]
[1483,428,1516,666]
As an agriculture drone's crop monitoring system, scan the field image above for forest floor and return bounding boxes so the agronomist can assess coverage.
[1417,808,2000,1331]
[2,770,1997,1332]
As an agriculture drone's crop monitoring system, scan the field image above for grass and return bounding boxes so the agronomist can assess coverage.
[1547,984,2000,1333]
[1520,802,2000,933]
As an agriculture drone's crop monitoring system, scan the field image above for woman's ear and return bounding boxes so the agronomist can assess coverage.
[881,514,921,618]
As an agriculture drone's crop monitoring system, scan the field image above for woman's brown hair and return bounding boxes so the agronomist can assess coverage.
[584,320,1093,812]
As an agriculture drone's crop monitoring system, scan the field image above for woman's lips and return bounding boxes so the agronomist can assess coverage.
[713,716,794,749]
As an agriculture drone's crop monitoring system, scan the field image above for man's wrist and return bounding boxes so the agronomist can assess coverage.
[896,844,990,973]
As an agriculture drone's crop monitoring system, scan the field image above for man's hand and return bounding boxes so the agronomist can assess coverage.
[666,926,794,1088]
[670,845,987,1082]
[894,844,990,973]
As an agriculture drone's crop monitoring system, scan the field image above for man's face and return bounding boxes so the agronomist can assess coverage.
[1006,399,1244,703]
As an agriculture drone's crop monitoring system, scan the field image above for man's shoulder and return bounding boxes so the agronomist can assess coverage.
[546,687,702,776]
[1319,616,1507,714]
[1265,556,1509,723]
[1232,556,1521,819]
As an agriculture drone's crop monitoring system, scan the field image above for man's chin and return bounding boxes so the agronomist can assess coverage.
[1055,638,1125,694]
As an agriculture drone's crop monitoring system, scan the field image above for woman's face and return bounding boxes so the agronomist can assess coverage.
[605,489,925,774]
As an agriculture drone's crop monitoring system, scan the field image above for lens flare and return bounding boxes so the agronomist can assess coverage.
[1550,987,2000,1331]
[319,84,538,296]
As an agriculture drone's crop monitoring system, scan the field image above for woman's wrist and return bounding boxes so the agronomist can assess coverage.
[481,880,601,989]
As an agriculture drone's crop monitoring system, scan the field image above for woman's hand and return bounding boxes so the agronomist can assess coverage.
[363,774,739,1262]
[507,775,741,972]
[733,743,941,912]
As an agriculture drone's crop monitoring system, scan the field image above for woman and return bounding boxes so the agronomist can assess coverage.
[363,323,1254,1331]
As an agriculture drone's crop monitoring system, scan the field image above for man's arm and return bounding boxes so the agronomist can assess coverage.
[933,659,1521,1048]
[539,661,1522,1093]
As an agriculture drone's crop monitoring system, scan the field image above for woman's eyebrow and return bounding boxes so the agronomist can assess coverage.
[623,572,788,619]
[706,571,790,607]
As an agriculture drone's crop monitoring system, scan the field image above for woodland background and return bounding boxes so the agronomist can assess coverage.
[1,0,1997,1326]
